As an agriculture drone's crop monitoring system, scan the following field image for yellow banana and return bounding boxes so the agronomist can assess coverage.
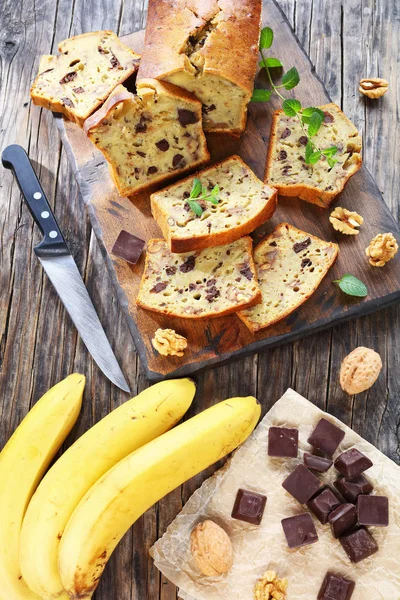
[59,395,260,599]
[20,378,195,600]
[0,373,85,600]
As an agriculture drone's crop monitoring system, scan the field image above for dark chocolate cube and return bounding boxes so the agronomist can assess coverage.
[329,503,357,538]
[307,486,341,524]
[317,571,355,600]
[334,448,373,479]
[268,426,298,457]
[281,513,318,548]
[334,475,373,503]
[111,230,145,265]
[304,453,333,473]
[231,488,267,525]
[339,527,378,563]
[357,495,389,527]
[308,418,345,457]
[282,464,321,504]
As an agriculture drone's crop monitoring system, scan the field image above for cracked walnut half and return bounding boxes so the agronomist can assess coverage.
[254,570,288,600]
[366,232,398,267]
[329,207,363,235]
[152,328,188,357]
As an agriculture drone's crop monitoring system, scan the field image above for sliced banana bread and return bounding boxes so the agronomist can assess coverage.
[137,237,261,319]
[30,31,140,126]
[84,79,210,196]
[238,223,338,332]
[265,103,362,208]
[150,156,277,252]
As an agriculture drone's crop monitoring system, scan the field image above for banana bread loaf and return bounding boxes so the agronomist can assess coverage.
[137,237,261,319]
[137,0,262,135]
[30,31,140,126]
[84,79,210,196]
[265,103,362,208]
[238,223,338,332]
[150,155,277,252]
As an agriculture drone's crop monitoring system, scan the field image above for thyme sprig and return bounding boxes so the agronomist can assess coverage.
[252,27,338,167]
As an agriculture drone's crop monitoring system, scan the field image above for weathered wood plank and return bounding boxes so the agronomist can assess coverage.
[0,1,399,600]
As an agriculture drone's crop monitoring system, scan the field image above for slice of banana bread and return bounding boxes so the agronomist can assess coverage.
[150,156,277,252]
[137,237,261,319]
[238,223,338,332]
[265,103,362,208]
[84,79,210,196]
[30,31,140,126]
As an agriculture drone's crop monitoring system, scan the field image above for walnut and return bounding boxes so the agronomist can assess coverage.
[329,207,363,235]
[340,347,382,395]
[254,570,288,600]
[359,78,389,99]
[366,232,399,267]
[190,520,233,577]
[152,328,188,357]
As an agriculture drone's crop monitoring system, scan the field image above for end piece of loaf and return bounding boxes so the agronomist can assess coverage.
[150,155,277,252]
[84,79,210,196]
[265,103,362,208]
[238,223,338,332]
[30,31,140,126]
[137,0,262,135]
[137,237,261,319]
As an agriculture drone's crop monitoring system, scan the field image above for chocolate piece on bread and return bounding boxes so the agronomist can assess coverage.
[265,103,362,208]
[136,237,261,319]
[238,223,338,332]
[137,0,262,135]
[30,31,140,126]
[84,79,209,196]
[151,156,277,252]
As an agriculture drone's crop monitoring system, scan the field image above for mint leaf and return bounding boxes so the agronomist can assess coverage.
[251,89,273,102]
[333,274,368,298]
[190,178,202,199]
[207,196,220,205]
[211,184,219,196]
[301,106,317,118]
[281,67,300,90]
[308,111,324,137]
[282,98,302,117]
[305,141,321,164]
[259,27,274,50]
[322,146,338,158]
[260,57,283,68]
[188,199,203,216]
[327,157,337,169]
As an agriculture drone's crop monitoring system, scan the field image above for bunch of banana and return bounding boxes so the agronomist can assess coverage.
[20,378,196,600]
[0,373,85,600]
[58,395,260,599]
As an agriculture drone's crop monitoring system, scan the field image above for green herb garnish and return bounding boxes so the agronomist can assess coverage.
[251,26,338,167]
[333,274,368,297]
[186,178,220,216]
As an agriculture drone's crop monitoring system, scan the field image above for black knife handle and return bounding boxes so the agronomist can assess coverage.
[2,144,70,258]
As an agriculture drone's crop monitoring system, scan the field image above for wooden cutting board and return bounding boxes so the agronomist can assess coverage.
[56,0,400,381]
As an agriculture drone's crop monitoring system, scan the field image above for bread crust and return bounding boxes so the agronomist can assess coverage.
[138,0,261,93]
[136,236,262,319]
[30,31,140,127]
[137,0,261,134]
[150,155,278,252]
[238,223,339,332]
[84,80,210,196]
[264,103,362,208]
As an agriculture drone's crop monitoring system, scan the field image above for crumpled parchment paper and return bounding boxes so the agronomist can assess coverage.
[150,388,400,600]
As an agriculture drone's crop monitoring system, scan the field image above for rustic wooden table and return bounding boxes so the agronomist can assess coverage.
[1,1,399,598]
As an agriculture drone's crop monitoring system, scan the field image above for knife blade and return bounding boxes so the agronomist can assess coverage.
[2,144,130,393]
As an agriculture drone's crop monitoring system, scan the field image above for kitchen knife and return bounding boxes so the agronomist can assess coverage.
[2,144,130,393]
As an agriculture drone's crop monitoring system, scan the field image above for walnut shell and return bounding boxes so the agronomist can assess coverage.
[190,520,233,577]
[359,77,388,99]
[340,347,382,395]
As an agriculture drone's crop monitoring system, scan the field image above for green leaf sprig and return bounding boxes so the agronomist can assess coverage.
[251,27,338,167]
[333,274,368,297]
[186,178,220,217]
